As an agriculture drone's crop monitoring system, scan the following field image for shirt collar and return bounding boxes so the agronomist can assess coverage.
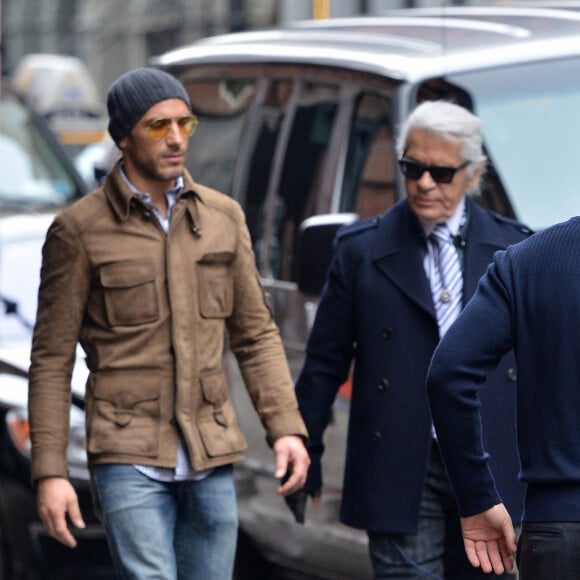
[119,163,184,201]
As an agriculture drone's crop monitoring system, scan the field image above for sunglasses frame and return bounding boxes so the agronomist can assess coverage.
[144,115,199,140]
[398,157,470,184]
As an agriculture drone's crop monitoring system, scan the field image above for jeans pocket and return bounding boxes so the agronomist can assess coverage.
[517,525,563,580]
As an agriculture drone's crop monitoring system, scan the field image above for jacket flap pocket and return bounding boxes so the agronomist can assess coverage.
[200,371,228,406]
[100,262,156,289]
[93,372,160,408]
[198,413,248,458]
[87,372,161,455]
[197,251,236,265]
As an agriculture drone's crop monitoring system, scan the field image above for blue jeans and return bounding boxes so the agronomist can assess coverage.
[90,464,238,580]
[517,521,580,579]
[368,442,513,579]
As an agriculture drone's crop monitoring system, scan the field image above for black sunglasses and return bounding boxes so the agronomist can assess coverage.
[398,158,470,184]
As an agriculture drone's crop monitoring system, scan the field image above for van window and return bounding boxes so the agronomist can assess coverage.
[243,79,294,277]
[183,73,340,281]
[261,82,339,281]
[340,94,396,218]
[181,69,403,280]
[448,56,580,230]
[183,78,258,194]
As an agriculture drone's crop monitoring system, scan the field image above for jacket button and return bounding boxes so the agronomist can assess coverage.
[371,431,382,443]
[143,210,152,219]
[382,327,393,339]
[378,378,389,391]
[507,367,517,382]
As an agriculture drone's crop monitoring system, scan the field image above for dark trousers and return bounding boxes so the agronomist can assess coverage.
[517,521,580,580]
[368,442,513,579]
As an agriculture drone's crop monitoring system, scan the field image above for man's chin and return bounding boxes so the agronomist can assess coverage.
[157,167,184,182]
[412,207,440,224]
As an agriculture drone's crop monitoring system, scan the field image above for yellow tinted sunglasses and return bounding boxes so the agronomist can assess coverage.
[145,115,198,140]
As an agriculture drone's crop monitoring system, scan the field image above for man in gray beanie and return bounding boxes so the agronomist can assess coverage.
[28,67,310,579]
[106,67,193,147]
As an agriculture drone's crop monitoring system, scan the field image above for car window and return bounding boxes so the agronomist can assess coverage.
[0,92,79,210]
[449,56,580,230]
[340,93,397,218]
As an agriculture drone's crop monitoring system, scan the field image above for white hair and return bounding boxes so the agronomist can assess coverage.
[396,101,487,195]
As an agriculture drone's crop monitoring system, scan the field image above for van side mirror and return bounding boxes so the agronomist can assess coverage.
[296,213,358,297]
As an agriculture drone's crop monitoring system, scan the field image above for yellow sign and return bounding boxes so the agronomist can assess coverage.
[313,0,330,19]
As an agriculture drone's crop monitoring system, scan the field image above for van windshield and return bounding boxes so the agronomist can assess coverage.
[451,56,580,230]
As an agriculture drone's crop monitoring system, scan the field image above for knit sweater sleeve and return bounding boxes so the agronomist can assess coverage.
[426,249,514,517]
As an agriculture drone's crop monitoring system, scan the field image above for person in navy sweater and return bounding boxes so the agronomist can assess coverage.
[427,218,580,579]
[293,101,532,579]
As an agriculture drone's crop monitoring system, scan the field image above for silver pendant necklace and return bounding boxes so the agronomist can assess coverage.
[439,288,451,304]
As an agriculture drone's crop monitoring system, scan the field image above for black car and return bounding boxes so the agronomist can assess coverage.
[0,353,113,579]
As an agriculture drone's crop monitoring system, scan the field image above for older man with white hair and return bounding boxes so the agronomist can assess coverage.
[293,100,531,578]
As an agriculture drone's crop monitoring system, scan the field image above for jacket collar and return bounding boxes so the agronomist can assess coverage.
[103,162,203,223]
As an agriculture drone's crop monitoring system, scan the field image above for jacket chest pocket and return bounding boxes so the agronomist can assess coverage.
[197,251,235,318]
[100,262,159,327]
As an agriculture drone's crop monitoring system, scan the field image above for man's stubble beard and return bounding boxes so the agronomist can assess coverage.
[129,145,186,184]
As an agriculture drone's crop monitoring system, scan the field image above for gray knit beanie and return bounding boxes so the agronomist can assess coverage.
[107,67,192,146]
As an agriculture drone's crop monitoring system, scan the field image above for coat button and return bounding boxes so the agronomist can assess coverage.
[382,327,393,339]
[371,431,382,443]
[378,378,389,391]
[507,367,517,382]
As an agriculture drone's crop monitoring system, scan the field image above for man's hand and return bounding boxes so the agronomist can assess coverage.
[37,476,86,548]
[461,503,516,575]
[273,435,310,496]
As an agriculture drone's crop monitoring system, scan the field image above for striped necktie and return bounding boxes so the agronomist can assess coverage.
[430,223,463,337]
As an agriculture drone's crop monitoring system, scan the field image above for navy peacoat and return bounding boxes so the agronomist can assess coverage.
[296,197,531,534]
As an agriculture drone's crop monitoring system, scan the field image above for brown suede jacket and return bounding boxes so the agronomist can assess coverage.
[28,164,307,483]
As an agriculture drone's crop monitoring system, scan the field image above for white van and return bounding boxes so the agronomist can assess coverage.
[151,7,580,578]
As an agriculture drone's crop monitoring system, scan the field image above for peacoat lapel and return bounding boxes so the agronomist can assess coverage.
[370,200,436,319]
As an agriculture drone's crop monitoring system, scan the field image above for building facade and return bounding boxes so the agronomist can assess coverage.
[2,0,473,99]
